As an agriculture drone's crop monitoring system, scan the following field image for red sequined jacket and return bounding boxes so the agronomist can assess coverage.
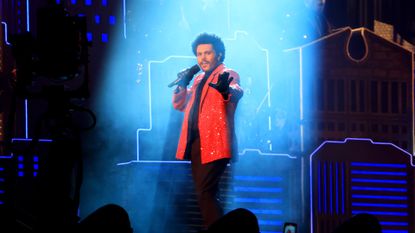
[172,64,243,164]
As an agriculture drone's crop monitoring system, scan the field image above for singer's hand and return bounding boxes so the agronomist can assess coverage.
[178,73,194,87]
[209,72,233,98]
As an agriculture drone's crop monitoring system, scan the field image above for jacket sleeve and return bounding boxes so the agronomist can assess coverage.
[172,86,191,111]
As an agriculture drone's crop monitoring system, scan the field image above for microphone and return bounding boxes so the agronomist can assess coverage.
[168,64,200,87]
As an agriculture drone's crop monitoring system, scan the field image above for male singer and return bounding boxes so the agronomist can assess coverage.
[172,33,243,228]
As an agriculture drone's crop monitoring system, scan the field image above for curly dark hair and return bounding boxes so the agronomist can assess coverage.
[191,33,225,63]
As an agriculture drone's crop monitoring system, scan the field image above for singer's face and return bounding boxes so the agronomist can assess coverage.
[196,44,219,72]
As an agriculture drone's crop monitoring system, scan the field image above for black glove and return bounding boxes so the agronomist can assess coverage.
[209,72,233,98]
[178,73,194,87]
[177,65,200,87]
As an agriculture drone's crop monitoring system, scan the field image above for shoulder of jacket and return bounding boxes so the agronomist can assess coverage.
[223,68,239,77]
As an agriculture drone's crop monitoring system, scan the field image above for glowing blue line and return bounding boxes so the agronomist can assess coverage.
[341,162,344,214]
[351,162,406,168]
[234,187,282,193]
[250,209,282,215]
[380,222,408,226]
[323,161,327,213]
[382,230,408,233]
[0,155,13,159]
[317,161,321,212]
[329,162,333,214]
[309,138,415,167]
[352,210,408,216]
[123,0,126,38]
[117,160,190,166]
[1,22,11,45]
[234,197,281,203]
[351,186,407,192]
[299,48,304,152]
[352,178,406,184]
[352,203,407,208]
[11,138,52,142]
[257,220,282,226]
[351,170,406,176]
[238,148,296,159]
[382,229,409,233]
[335,162,338,214]
[25,99,28,138]
[234,175,282,182]
[352,194,407,200]
[257,92,270,114]
[310,156,315,231]
[26,0,30,31]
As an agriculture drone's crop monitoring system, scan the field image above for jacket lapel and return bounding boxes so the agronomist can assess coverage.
[199,64,224,111]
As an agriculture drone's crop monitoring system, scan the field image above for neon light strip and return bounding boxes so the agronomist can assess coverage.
[26,0,30,31]
[117,160,190,166]
[341,162,344,214]
[12,138,52,142]
[351,162,406,168]
[352,194,407,200]
[238,148,296,158]
[299,48,304,152]
[257,220,282,226]
[352,178,407,184]
[317,161,321,212]
[250,209,282,215]
[234,175,282,182]
[323,161,327,213]
[351,170,406,176]
[1,22,11,45]
[329,162,333,214]
[25,99,28,138]
[308,156,320,230]
[380,222,408,226]
[352,203,407,208]
[351,186,407,192]
[381,230,409,233]
[234,197,281,203]
[123,0,126,38]
[351,210,408,216]
[335,162,339,214]
[234,187,282,193]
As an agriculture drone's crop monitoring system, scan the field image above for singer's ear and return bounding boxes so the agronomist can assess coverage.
[217,53,222,61]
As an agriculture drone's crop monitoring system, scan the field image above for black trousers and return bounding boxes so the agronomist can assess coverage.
[190,137,229,228]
